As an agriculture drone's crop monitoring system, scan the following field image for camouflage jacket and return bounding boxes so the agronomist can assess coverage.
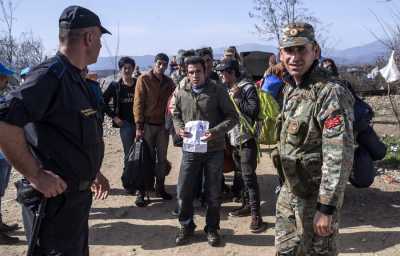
[278,65,354,213]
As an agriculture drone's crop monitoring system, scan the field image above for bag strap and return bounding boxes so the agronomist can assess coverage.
[228,95,261,162]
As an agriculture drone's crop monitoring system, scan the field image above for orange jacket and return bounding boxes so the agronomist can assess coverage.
[133,70,175,128]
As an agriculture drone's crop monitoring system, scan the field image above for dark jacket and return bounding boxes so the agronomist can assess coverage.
[103,78,136,119]
[172,79,238,152]
[0,52,104,191]
[227,78,259,146]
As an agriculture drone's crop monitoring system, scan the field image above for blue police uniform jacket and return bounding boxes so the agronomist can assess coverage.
[0,52,104,191]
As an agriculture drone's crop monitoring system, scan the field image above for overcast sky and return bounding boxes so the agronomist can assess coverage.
[3,0,397,56]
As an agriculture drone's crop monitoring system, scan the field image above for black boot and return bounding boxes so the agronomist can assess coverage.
[155,178,172,200]
[206,229,221,247]
[175,222,196,246]
[135,191,147,207]
[249,212,267,233]
[156,189,173,200]
[228,204,251,217]
[0,222,19,233]
[228,191,250,217]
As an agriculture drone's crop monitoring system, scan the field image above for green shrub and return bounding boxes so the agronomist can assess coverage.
[381,136,400,167]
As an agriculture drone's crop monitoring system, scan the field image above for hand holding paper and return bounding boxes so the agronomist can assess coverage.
[183,120,210,153]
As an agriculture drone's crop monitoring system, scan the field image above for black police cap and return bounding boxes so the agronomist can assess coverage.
[59,5,111,35]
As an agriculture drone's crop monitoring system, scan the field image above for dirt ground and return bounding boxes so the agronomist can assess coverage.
[0,133,399,256]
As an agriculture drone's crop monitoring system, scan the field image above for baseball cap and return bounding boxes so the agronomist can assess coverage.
[224,47,236,57]
[280,22,315,49]
[59,5,111,35]
[0,63,14,76]
[215,59,240,72]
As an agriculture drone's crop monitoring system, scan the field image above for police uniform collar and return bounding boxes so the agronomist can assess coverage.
[56,52,84,82]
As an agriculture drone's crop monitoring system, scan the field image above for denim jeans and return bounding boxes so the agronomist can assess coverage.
[231,139,260,214]
[0,159,11,197]
[177,150,224,231]
[119,121,135,167]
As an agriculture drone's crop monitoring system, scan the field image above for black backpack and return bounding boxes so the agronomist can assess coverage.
[337,79,387,188]
[121,139,155,194]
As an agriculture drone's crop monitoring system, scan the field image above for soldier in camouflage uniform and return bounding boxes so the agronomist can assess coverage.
[275,23,355,255]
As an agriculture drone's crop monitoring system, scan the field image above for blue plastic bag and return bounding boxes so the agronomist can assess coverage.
[261,74,283,99]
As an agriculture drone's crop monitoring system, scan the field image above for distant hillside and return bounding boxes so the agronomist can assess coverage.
[328,41,389,65]
[89,40,390,72]
[89,55,155,72]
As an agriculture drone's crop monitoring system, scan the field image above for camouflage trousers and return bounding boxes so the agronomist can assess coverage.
[275,185,341,256]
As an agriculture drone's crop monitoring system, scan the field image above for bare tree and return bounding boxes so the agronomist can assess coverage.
[248,0,334,56]
[0,0,17,66]
[14,32,44,69]
[249,0,319,45]
[0,0,44,71]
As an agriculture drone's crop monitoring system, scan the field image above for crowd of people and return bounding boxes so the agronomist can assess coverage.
[0,5,359,256]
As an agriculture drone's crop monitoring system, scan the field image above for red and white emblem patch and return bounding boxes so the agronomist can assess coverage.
[324,116,343,129]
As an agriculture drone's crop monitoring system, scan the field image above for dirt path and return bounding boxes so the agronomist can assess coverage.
[1,134,399,256]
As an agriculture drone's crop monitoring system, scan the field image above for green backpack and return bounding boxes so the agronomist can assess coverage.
[230,85,280,146]
[255,89,280,145]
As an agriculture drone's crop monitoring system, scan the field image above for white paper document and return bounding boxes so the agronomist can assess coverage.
[183,120,209,153]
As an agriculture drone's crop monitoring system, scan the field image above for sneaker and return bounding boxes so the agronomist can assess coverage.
[249,215,267,233]
[0,222,19,233]
[156,190,173,200]
[0,232,19,245]
[175,224,196,246]
[171,207,179,216]
[206,230,220,247]
[135,192,146,207]
[228,205,251,217]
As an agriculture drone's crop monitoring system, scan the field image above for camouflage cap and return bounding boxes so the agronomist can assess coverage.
[279,22,315,49]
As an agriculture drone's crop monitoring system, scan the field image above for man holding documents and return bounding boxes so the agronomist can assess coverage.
[172,56,238,247]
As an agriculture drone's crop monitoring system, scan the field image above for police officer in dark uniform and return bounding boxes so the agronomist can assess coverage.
[0,5,111,255]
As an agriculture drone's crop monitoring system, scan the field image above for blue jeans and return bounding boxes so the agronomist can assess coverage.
[119,121,135,167]
[177,150,224,231]
[0,159,11,197]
